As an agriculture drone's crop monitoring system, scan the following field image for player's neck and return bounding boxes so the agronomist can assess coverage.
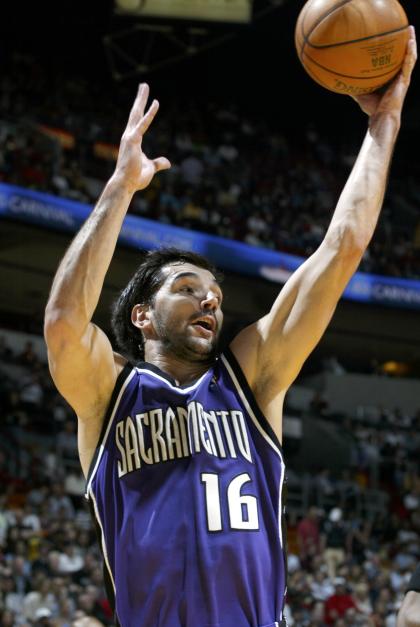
[144,347,212,386]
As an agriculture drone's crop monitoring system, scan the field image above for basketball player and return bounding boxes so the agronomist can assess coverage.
[44,27,416,627]
[397,565,420,627]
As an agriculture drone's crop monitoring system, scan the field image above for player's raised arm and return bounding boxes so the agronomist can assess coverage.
[230,28,416,439]
[44,84,170,427]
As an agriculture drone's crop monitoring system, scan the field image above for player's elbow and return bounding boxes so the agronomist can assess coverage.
[324,223,366,260]
[44,306,83,354]
[44,311,69,354]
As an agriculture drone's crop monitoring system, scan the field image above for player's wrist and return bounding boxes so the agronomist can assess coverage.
[107,171,138,199]
[368,110,401,136]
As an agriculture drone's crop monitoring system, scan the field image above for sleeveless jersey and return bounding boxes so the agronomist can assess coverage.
[86,348,287,627]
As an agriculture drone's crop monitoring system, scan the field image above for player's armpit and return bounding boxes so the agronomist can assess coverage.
[231,237,362,395]
[44,316,124,422]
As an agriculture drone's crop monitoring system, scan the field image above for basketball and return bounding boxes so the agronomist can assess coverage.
[295,0,410,95]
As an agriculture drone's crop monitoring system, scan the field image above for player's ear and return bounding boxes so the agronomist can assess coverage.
[131,304,153,333]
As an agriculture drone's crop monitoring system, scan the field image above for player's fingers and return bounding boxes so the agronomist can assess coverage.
[138,99,160,136]
[153,156,171,172]
[408,25,417,50]
[402,26,417,80]
[127,83,150,128]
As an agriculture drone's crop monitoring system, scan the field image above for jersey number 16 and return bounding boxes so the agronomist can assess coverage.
[201,472,260,532]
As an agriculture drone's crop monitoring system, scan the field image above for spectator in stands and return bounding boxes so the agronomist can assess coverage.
[23,575,56,620]
[76,588,112,626]
[20,372,44,411]
[9,554,31,597]
[56,541,84,577]
[0,609,17,627]
[353,582,373,617]
[47,482,75,520]
[54,596,75,625]
[297,506,322,567]
[2,574,23,615]
[309,569,335,602]
[33,606,54,625]
[314,467,337,505]
[324,577,357,625]
[56,420,78,471]
[390,562,412,594]
[321,507,348,579]
[347,515,371,565]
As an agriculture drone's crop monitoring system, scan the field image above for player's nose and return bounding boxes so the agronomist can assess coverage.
[201,291,219,311]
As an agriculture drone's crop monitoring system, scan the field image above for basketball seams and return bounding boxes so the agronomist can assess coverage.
[297,0,312,60]
[307,23,409,49]
[295,0,408,93]
[299,56,333,89]
[297,0,354,63]
[302,0,354,42]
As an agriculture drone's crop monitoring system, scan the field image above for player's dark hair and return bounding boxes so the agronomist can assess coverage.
[111,248,220,363]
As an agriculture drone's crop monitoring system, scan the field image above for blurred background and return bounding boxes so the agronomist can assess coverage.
[0,1,420,625]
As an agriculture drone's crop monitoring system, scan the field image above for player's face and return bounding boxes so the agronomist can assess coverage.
[148,263,224,361]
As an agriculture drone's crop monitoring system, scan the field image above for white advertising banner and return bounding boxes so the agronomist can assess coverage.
[115,0,252,23]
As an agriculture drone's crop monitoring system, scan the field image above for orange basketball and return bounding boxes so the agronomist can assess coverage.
[295,0,409,95]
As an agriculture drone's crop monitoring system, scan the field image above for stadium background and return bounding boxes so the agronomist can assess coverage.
[0,0,420,625]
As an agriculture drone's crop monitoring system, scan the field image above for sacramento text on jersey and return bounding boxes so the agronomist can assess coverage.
[115,401,253,476]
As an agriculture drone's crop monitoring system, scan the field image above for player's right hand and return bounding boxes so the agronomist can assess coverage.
[352,25,416,121]
[114,83,171,193]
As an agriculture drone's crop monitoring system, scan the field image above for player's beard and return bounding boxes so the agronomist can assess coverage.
[154,311,220,363]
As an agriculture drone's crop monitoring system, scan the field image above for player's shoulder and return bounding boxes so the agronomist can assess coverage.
[113,351,129,376]
[228,323,260,386]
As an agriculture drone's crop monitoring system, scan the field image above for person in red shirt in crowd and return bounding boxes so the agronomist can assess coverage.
[324,578,357,625]
[297,506,321,566]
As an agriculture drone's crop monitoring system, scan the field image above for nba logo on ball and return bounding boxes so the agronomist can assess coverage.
[295,0,410,95]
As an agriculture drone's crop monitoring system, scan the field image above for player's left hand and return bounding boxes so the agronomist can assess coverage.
[352,25,417,120]
[114,83,171,194]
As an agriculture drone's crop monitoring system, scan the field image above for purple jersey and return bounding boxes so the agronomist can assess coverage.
[86,348,287,627]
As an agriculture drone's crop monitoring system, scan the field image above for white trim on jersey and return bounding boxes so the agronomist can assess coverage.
[221,353,287,623]
[85,367,136,498]
[220,354,286,548]
[135,366,209,393]
[88,486,116,593]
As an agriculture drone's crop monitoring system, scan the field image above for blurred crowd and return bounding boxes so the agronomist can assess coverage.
[1,53,420,279]
[281,388,420,626]
[285,498,419,626]
[0,332,419,626]
[0,337,114,626]
[1,47,420,626]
